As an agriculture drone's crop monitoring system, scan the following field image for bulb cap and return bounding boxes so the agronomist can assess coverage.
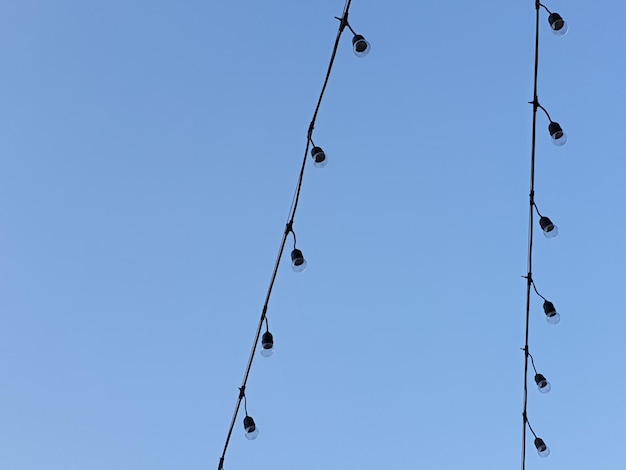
[548,121,567,145]
[539,216,558,238]
[261,331,274,357]
[548,13,568,36]
[534,373,551,393]
[311,146,327,168]
[243,416,259,440]
[291,248,307,272]
[534,437,550,457]
[352,34,371,57]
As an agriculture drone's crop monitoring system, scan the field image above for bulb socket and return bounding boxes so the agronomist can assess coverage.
[311,146,326,163]
[543,300,556,316]
[353,35,367,52]
[534,437,547,452]
[548,13,565,31]
[539,216,555,233]
[261,331,274,349]
[243,416,256,432]
[548,121,564,140]
[291,249,305,266]
[534,373,547,386]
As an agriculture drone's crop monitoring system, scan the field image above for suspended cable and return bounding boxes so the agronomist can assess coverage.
[216,1,370,468]
[521,2,568,469]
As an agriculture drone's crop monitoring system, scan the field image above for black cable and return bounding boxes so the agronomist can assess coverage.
[217,2,356,468]
[521,2,541,469]
[530,279,548,302]
[527,351,539,375]
[289,0,353,224]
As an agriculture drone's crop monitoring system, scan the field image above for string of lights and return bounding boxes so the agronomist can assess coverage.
[217,2,370,469]
[520,1,569,469]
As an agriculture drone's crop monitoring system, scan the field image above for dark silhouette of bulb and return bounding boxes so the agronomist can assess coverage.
[534,437,550,457]
[311,146,327,168]
[291,248,307,272]
[543,300,561,325]
[261,331,274,357]
[352,34,371,57]
[539,216,558,239]
[548,121,567,146]
[534,373,551,393]
[243,416,259,440]
[548,13,568,36]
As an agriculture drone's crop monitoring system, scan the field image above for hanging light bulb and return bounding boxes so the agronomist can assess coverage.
[534,373,552,393]
[311,146,327,168]
[291,248,307,272]
[539,216,559,239]
[548,121,567,146]
[534,437,550,457]
[243,415,259,440]
[260,331,274,357]
[352,34,371,57]
[548,13,568,36]
[543,300,561,325]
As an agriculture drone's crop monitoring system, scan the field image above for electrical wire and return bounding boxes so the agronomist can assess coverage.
[217,2,356,468]
[521,2,542,469]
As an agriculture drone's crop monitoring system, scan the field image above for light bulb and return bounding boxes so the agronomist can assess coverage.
[543,300,561,325]
[311,146,327,168]
[539,216,558,239]
[352,34,371,57]
[260,331,274,357]
[534,437,550,457]
[243,416,259,440]
[548,121,567,146]
[548,13,568,37]
[534,373,551,393]
[291,248,307,272]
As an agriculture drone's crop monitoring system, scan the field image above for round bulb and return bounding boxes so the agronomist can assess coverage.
[243,416,259,440]
[543,301,560,325]
[548,122,567,146]
[534,438,550,457]
[291,248,307,273]
[546,311,561,325]
[352,35,371,57]
[548,13,568,37]
[261,331,274,357]
[311,146,327,168]
[552,132,567,146]
[535,373,551,393]
[543,224,559,239]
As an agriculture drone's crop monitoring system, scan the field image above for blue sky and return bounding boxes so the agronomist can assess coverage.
[2,0,626,468]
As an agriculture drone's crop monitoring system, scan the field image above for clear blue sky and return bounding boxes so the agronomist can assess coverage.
[1,1,625,468]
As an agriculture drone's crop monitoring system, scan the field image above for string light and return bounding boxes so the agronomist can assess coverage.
[524,414,551,458]
[533,203,559,238]
[528,279,561,325]
[217,1,370,468]
[311,145,328,168]
[243,415,259,440]
[520,1,569,468]
[534,437,551,457]
[291,248,307,272]
[261,320,275,357]
[240,391,260,440]
[548,121,567,146]
[527,352,551,393]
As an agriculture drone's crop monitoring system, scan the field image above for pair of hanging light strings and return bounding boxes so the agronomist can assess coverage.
[217,1,370,468]
[521,1,569,467]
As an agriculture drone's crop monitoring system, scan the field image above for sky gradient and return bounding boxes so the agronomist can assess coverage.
[2,1,626,468]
